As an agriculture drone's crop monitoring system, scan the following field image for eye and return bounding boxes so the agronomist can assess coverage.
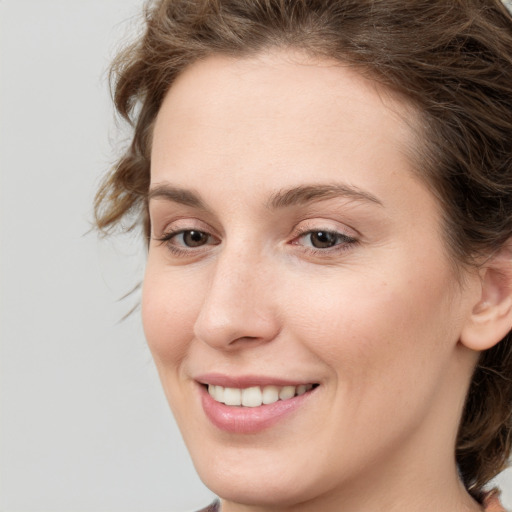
[293,229,357,252]
[175,230,211,247]
[304,231,343,249]
[155,228,219,254]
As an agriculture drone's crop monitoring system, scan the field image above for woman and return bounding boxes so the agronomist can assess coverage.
[95,1,512,510]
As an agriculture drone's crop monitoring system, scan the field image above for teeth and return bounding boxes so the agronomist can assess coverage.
[213,385,224,402]
[223,387,242,406]
[242,387,262,407]
[296,384,307,395]
[207,383,315,407]
[262,385,279,404]
[279,385,296,400]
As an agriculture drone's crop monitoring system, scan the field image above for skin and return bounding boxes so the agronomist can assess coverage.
[143,51,487,511]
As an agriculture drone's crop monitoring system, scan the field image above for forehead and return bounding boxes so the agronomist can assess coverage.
[150,51,421,202]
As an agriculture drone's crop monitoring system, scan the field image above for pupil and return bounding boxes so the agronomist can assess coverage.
[311,231,337,248]
[184,230,207,247]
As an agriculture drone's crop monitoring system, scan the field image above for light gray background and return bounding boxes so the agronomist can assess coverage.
[0,1,214,510]
[0,1,511,511]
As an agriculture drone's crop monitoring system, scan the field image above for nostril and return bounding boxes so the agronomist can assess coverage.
[231,335,263,344]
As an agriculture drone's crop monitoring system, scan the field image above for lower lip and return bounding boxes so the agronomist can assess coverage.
[199,385,317,434]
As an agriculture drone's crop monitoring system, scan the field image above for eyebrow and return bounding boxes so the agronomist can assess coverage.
[267,183,383,209]
[147,182,383,210]
[148,184,208,210]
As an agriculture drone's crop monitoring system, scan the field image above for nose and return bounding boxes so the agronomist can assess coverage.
[193,244,281,350]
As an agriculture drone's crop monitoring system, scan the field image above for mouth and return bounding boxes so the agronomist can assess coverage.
[204,383,319,407]
[197,378,320,433]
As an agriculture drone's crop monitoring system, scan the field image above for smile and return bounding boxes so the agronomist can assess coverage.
[199,380,319,433]
[207,383,316,407]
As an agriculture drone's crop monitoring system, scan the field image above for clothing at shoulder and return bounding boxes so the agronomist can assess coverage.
[196,500,220,512]
[483,490,508,512]
[196,494,508,512]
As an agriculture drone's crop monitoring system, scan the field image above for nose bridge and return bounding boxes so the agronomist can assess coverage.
[193,238,279,349]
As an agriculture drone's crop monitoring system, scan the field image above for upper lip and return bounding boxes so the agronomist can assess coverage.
[195,373,318,388]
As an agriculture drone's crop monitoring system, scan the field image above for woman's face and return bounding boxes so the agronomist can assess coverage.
[144,52,480,509]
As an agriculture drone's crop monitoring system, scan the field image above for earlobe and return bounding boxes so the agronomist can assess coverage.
[460,244,512,352]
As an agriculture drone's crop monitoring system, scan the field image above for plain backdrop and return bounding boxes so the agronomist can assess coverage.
[1,1,512,511]
[0,1,214,510]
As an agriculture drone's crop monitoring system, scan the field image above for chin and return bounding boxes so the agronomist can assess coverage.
[198,470,318,509]
[188,440,342,509]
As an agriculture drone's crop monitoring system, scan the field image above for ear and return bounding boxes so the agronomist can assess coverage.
[460,242,512,351]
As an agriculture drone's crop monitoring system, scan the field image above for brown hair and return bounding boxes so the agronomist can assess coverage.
[95,0,512,499]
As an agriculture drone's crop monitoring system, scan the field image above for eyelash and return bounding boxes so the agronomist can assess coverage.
[291,228,358,255]
[155,229,219,256]
[154,227,358,257]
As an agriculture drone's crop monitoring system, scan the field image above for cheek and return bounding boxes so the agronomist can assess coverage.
[141,265,202,367]
[286,260,459,391]
[280,264,463,459]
